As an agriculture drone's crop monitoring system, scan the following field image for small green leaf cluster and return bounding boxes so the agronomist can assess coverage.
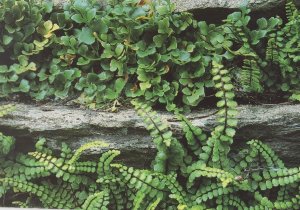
[0,104,15,157]
[0,0,299,110]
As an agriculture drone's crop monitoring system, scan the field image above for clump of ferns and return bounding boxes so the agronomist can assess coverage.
[222,0,300,100]
[1,58,300,209]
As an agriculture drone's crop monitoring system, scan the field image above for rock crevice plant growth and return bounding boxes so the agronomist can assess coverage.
[0,0,299,110]
[1,56,300,209]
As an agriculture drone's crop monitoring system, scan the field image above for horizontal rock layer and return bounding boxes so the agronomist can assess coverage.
[0,102,299,167]
[49,0,300,12]
[171,0,300,12]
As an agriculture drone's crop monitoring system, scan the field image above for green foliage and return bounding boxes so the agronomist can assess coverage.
[239,59,263,92]
[0,0,299,109]
[0,0,300,209]
[222,0,300,100]
[132,99,185,173]
[1,54,300,209]
[0,104,15,157]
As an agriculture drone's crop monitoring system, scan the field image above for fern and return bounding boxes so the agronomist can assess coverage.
[81,190,110,210]
[1,1,300,208]
[240,59,263,92]
[1,97,300,209]
[286,0,299,22]
[264,0,300,97]
[196,59,238,169]
[132,99,185,173]
[0,178,78,209]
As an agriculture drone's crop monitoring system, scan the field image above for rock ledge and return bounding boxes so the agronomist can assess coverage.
[0,103,299,166]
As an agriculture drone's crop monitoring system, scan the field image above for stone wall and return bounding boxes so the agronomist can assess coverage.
[1,103,299,167]
[49,0,300,12]
[172,0,300,12]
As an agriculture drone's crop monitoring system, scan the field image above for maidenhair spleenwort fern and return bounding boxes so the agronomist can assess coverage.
[1,56,300,209]
[223,0,300,101]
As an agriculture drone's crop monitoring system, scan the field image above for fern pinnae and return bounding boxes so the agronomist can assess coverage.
[240,59,263,92]
[286,0,299,22]
[132,99,185,173]
[28,151,94,184]
[191,182,235,205]
[145,197,161,210]
[81,190,110,210]
[68,141,110,165]
[110,163,167,194]
[216,195,247,210]
[198,60,238,169]
[97,149,120,177]
[154,172,189,206]
[4,154,51,181]
[0,178,77,209]
[170,104,207,157]
[132,190,146,210]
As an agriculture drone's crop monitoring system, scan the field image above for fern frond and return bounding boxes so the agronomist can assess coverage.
[145,197,161,210]
[110,163,166,196]
[170,105,207,158]
[3,154,50,181]
[240,59,263,92]
[34,138,53,156]
[0,178,78,209]
[266,37,280,63]
[28,151,94,184]
[60,142,73,159]
[98,150,120,177]
[82,190,110,210]
[0,104,15,157]
[155,172,188,206]
[133,190,146,210]
[248,140,285,168]
[231,148,257,174]
[199,61,238,169]
[0,132,15,156]
[255,167,300,190]
[188,164,235,187]
[274,194,300,209]
[108,183,127,210]
[68,141,110,165]
[12,200,29,208]
[216,195,247,210]
[192,183,234,205]
[132,99,185,173]
[97,176,126,210]
[286,0,299,22]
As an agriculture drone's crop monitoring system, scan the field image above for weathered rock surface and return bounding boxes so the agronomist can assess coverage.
[48,0,299,12]
[0,103,299,166]
[171,0,300,12]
